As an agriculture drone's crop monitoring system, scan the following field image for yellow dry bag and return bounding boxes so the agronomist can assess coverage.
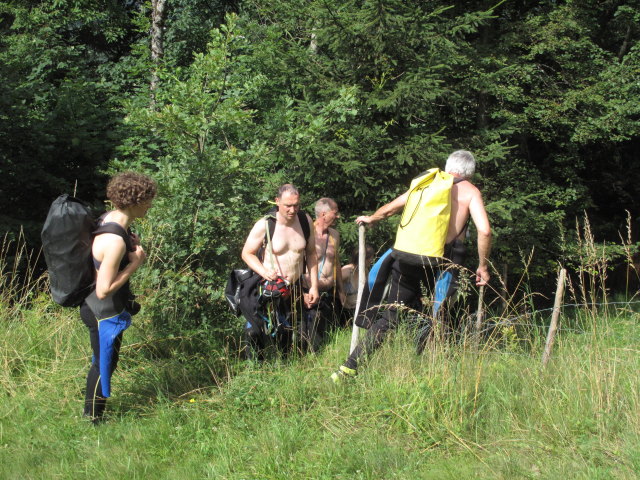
[393,168,453,264]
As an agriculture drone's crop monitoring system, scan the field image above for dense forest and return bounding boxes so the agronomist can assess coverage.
[1,0,639,334]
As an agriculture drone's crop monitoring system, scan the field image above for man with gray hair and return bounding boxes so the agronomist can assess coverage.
[332,150,491,381]
[300,197,346,352]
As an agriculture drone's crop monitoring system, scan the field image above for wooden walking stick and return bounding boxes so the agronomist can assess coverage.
[473,285,485,350]
[349,224,366,354]
[542,267,566,367]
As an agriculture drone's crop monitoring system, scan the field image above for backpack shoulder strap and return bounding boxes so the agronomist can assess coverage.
[94,222,134,252]
[265,213,277,241]
[255,213,276,264]
[297,211,311,242]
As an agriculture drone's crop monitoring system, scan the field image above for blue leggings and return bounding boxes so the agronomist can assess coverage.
[80,303,123,419]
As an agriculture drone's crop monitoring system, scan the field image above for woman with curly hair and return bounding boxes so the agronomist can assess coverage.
[81,172,156,423]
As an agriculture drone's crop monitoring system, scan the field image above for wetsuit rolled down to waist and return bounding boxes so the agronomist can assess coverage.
[83,257,133,400]
[81,222,136,420]
[355,236,467,329]
[242,277,305,360]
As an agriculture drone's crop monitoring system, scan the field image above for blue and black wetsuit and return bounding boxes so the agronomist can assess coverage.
[81,219,135,420]
[242,279,305,360]
[346,235,467,370]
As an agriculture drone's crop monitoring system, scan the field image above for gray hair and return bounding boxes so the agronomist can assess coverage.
[314,197,338,218]
[444,150,476,179]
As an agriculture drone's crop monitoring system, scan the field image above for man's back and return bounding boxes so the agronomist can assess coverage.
[446,179,489,244]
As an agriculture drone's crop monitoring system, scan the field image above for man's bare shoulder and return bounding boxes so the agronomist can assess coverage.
[304,212,314,226]
[457,178,480,191]
[248,216,268,238]
[454,179,482,200]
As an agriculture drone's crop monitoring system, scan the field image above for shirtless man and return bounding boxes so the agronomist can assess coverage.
[332,150,491,380]
[241,184,319,357]
[300,198,346,352]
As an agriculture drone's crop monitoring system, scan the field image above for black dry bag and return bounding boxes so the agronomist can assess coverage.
[41,194,97,307]
[225,268,258,316]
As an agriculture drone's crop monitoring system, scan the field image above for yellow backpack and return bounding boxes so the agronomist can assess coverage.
[393,168,454,265]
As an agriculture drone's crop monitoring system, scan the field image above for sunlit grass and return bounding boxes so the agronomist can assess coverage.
[1,222,639,479]
[1,297,638,479]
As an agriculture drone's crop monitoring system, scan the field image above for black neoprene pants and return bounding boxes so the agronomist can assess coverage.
[344,258,436,370]
[300,291,342,353]
[80,303,123,419]
[243,288,303,360]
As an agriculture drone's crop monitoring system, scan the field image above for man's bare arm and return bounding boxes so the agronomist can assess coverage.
[241,220,276,281]
[356,191,409,226]
[305,214,320,305]
[333,230,347,305]
[333,230,344,291]
[469,190,492,285]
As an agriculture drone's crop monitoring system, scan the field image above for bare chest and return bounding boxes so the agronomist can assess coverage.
[270,223,306,255]
[316,233,336,262]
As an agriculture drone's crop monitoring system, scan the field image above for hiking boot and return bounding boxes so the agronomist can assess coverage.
[330,365,357,384]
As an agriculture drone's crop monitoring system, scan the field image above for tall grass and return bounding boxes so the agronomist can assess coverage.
[1,225,638,479]
[0,230,46,312]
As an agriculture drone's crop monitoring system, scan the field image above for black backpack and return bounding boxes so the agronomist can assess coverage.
[41,194,132,307]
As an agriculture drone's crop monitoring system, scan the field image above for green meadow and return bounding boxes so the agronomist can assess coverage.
[1,294,638,480]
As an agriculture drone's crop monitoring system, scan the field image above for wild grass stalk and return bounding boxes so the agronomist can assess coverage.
[619,210,639,300]
[573,213,612,322]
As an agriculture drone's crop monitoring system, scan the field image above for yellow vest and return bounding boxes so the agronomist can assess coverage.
[394,168,453,260]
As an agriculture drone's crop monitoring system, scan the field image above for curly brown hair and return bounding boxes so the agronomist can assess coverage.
[106,172,157,210]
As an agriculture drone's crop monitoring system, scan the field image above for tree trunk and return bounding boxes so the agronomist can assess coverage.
[150,0,167,104]
[618,25,631,61]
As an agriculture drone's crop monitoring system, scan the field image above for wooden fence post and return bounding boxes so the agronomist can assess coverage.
[349,225,366,354]
[501,263,508,315]
[542,268,566,367]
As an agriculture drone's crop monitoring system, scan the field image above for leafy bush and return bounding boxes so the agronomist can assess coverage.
[115,15,277,338]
